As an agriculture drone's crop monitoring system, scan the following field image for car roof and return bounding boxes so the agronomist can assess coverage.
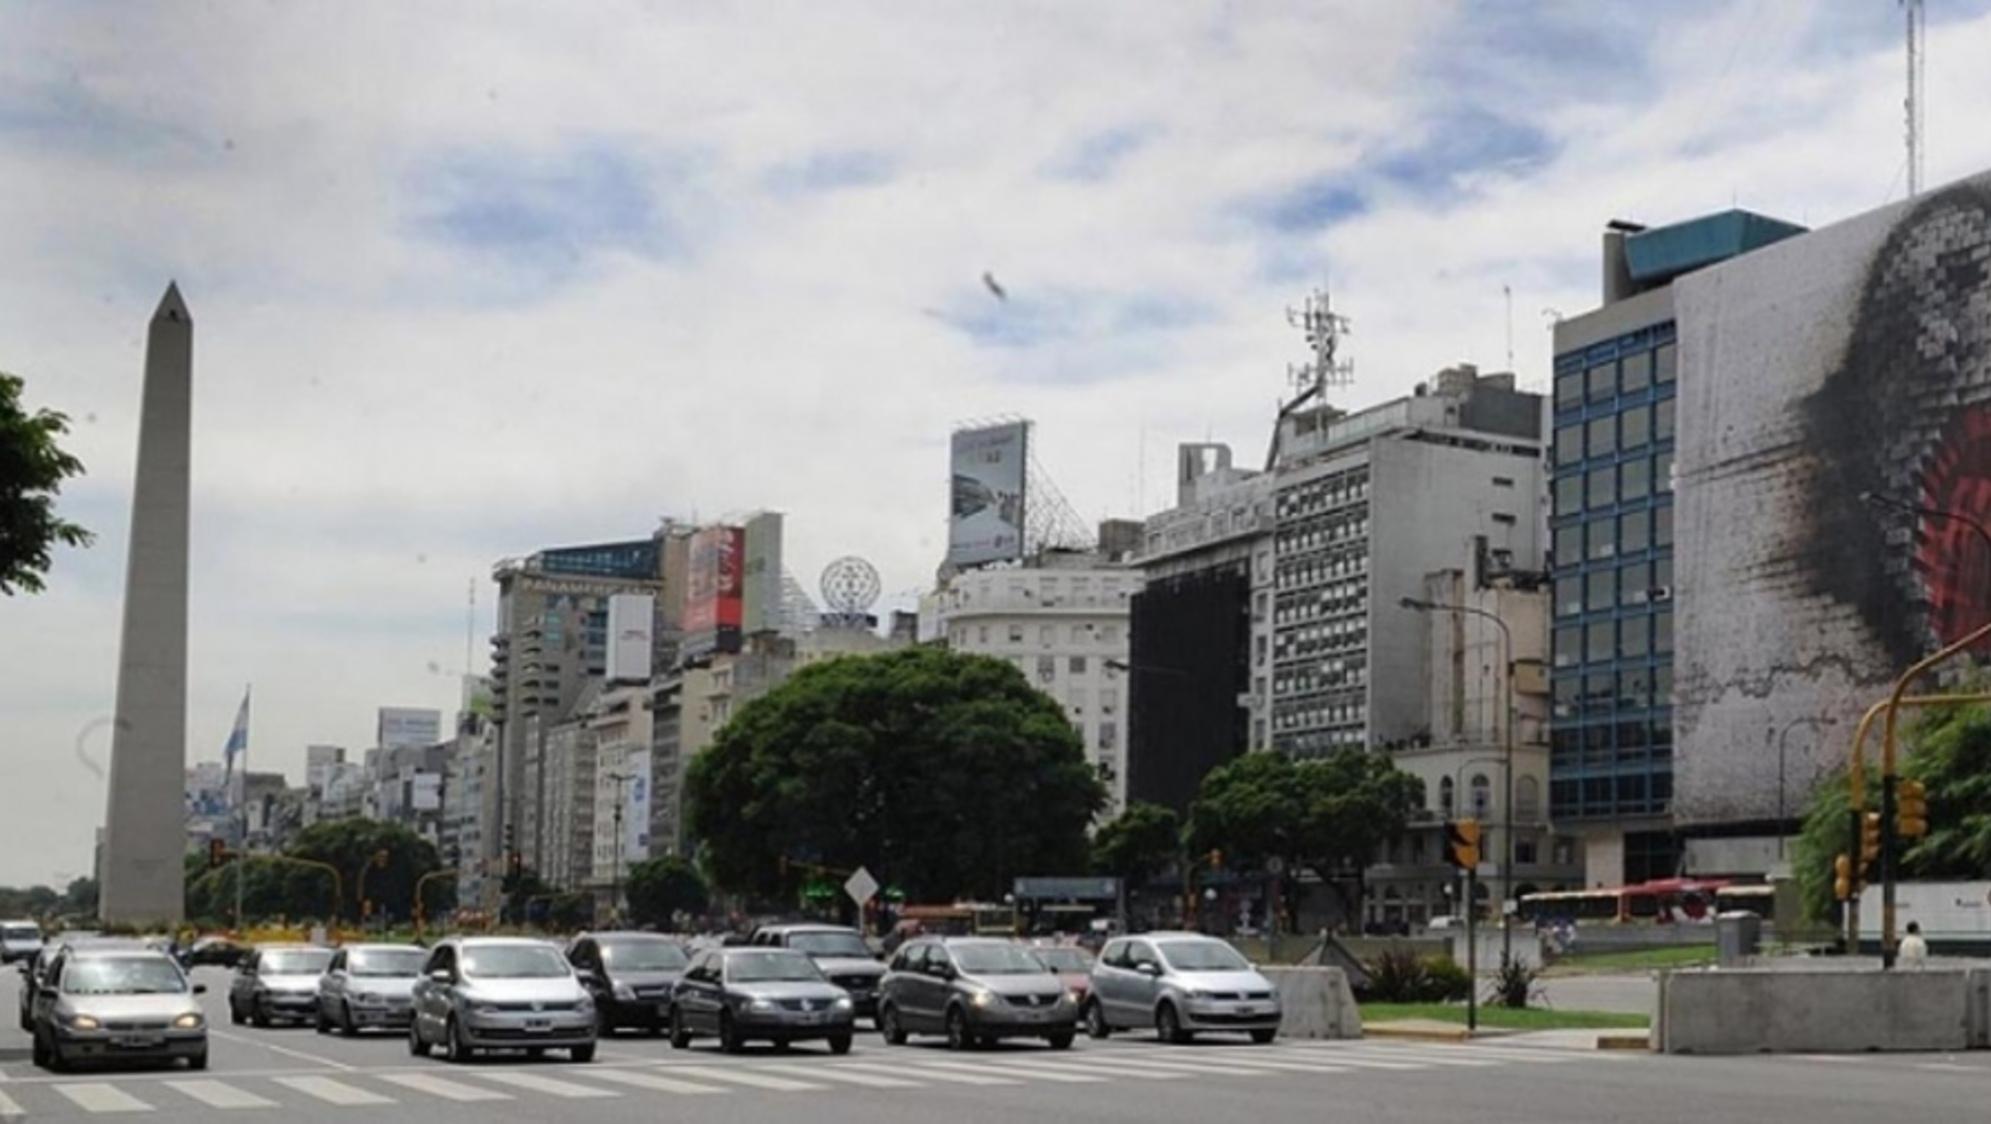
[717,945,808,955]
[65,947,178,962]
[343,943,424,953]
[577,931,676,941]
[448,936,558,947]
[757,924,856,934]
[930,936,1018,946]
[255,943,332,951]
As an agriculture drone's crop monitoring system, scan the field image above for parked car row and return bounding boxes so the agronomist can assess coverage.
[15,921,1282,1071]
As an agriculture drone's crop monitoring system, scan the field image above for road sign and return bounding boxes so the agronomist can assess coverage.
[1266,856,1286,875]
[844,866,880,907]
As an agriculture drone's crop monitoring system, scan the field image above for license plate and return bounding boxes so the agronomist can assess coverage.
[656,1003,671,1017]
[1237,1006,1262,1016]
[524,1018,553,1032]
[113,1035,164,1049]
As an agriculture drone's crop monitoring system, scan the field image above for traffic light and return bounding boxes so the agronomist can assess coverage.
[1897,779,1929,839]
[1207,849,1223,870]
[1860,811,1883,868]
[206,837,228,869]
[1833,852,1855,901]
[1445,819,1482,870]
[506,851,523,878]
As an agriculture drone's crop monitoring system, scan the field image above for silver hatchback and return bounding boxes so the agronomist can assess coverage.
[409,937,597,1063]
[1085,933,1281,1044]
[30,949,208,1071]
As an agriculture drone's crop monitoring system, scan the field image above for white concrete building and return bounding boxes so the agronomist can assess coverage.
[931,555,1141,815]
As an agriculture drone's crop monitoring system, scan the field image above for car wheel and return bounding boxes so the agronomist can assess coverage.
[718,1011,744,1055]
[187,1047,209,1071]
[570,1043,596,1064]
[251,1000,271,1029]
[828,1032,852,1056]
[879,1004,908,1046]
[445,1016,475,1064]
[1084,1000,1112,1039]
[596,1004,613,1038]
[339,1001,358,1038]
[408,1020,429,1057]
[945,1006,971,1052]
[1156,1002,1190,1045]
[669,1007,692,1050]
[229,998,245,1026]
[314,1004,331,1034]
[1046,1031,1074,1050]
[30,1028,49,1069]
[1249,1028,1277,1045]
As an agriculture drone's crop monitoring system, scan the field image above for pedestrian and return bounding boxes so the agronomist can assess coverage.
[1899,921,1930,968]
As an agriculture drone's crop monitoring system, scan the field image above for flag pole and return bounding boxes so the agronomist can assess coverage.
[234,685,251,932]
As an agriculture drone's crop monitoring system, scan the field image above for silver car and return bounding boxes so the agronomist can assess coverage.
[229,945,334,1027]
[30,948,208,1070]
[317,944,426,1035]
[1085,932,1281,1044]
[1,919,43,964]
[409,937,596,1063]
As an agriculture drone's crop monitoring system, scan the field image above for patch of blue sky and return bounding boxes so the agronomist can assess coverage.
[764,148,894,192]
[1043,124,1158,182]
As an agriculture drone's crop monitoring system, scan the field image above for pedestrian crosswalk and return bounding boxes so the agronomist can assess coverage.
[0,1040,1608,1115]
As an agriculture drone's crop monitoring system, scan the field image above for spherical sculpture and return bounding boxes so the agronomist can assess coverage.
[820,556,881,617]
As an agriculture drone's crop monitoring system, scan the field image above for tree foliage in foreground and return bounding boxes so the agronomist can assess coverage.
[0,372,92,595]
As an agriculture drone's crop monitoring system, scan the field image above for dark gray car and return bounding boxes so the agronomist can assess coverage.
[228,945,334,1027]
[668,947,854,1053]
[878,937,1076,1051]
[567,932,689,1035]
[749,925,885,1023]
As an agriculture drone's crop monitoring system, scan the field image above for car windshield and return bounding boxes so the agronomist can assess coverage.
[348,949,427,977]
[1033,947,1093,973]
[63,956,186,994]
[461,945,570,979]
[2,925,39,941]
[786,931,872,958]
[260,950,333,974]
[601,940,688,971]
[726,951,823,983]
[952,943,1048,974]
[1156,941,1251,972]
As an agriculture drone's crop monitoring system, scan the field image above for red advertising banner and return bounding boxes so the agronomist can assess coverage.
[684,525,744,637]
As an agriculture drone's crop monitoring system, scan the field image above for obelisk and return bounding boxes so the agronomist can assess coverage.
[100,283,192,925]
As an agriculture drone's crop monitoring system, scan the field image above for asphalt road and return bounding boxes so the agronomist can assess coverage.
[7,967,1991,1122]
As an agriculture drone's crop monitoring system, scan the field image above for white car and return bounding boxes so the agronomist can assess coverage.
[1,920,43,964]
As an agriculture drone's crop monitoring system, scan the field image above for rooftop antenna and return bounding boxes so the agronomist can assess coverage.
[466,578,476,680]
[1503,284,1515,372]
[1285,286,1354,407]
[1904,0,1926,197]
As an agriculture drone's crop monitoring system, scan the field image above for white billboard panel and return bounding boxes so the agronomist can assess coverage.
[411,773,443,812]
[377,707,441,749]
[607,593,654,683]
[948,422,1028,567]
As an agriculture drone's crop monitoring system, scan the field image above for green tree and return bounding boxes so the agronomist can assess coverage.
[687,647,1105,902]
[1091,802,1182,889]
[284,818,443,923]
[625,856,708,928]
[0,372,92,595]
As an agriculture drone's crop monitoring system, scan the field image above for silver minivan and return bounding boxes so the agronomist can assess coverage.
[409,937,596,1063]
[1085,932,1281,1044]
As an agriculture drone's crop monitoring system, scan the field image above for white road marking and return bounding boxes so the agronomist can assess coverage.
[1104,1053,1353,1076]
[272,1076,396,1106]
[1919,1062,1982,1073]
[55,1084,153,1113]
[1018,1056,1190,1080]
[583,1067,728,1095]
[831,1061,1018,1086]
[754,1063,920,1088]
[0,1089,21,1117]
[908,1058,1106,1083]
[377,1073,512,1102]
[164,1079,277,1108]
[662,1064,824,1091]
[208,1029,356,1071]
[471,1071,621,1098]
[1079,1052,1306,1076]
[1357,1043,1568,1064]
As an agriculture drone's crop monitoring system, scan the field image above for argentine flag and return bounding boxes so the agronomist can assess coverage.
[223,687,250,784]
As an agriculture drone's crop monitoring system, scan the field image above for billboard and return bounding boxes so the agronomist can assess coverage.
[377,707,441,749]
[607,593,654,683]
[742,512,785,636]
[1674,175,1991,826]
[948,422,1028,567]
[683,525,744,657]
[625,749,652,863]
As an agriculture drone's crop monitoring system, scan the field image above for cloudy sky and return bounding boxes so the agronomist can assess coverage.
[5,1,1991,887]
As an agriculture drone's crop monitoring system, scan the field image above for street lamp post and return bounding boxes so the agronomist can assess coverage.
[1774,715,1835,860]
[605,771,634,925]
[1400,597,1517,967]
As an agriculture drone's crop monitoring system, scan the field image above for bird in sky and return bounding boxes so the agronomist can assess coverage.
[982,271,1008,301]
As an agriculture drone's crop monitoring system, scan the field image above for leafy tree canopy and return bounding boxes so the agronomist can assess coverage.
[285,818,446,922]
[625,855,709,928]
[687,647,1105,902]
[0,372,92,595]
[1091,802,1182,888]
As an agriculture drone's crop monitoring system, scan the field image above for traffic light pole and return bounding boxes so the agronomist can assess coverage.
[1881,773,1898,969]
[1844,807,1862,954]
[1465,866,1478,1034]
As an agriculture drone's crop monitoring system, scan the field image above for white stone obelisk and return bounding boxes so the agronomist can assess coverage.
[100,283,192,925]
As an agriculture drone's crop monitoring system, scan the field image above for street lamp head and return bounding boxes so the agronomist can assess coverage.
[1398,597,1430,611]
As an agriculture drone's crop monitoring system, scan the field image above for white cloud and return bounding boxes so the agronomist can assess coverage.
[3,0,1991,886]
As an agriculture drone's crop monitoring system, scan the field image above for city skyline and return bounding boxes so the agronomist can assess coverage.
[8,1,1991,886]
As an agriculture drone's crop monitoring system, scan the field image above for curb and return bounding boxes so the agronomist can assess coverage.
[1597,1034,1651,1051]
[1361,1023,1474,1043]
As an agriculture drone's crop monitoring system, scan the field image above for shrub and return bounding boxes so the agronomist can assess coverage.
[1360,948,1472,1003]
[1489,956,1541,1009]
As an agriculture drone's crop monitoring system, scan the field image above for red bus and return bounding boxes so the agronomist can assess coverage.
[1520,877,1729,925]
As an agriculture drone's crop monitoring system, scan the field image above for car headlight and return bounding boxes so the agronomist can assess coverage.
[832,995,853,1010]
[1185,989,1213,1000]
[612,983,636,1001]
[576,995,595,1012]
[969,988,996,1008]
[1064,989,1082,1005]
[746,996,777,1012]
[173,1013,204,1029]
[472,1002,504,1015]
[68,1014,102,1031]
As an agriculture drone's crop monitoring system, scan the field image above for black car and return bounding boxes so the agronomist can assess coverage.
[668,947,854,1053]
[748,924,885,1023]
[568,932,690,1035]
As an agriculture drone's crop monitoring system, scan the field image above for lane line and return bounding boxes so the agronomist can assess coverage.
[1018,1057,1190,1080]
[1068,1053,1306,1076]
[1354,1044,1566,1065]
[377,1073,512,1102]
[662,1064,824,1091]
[583,1068,728,1095]
[753,1063,921,1089]
[1919,1062,1982,1073]
[906,1058,1107,1083]
[1099,1053,1353,1077]
[208,1029,356,1072]
[55,1083,153,1113]
[163,1079,277,1108]
[831,1061,1018,1086]
[0,1089,21,1117]
[271,1076,395,1106]
[470,1071,621,1098]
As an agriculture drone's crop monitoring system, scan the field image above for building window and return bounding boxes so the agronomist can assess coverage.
[1069,688,1088,715]
[1655,610,1674,653]
[1255,635,1268,665]
[1587,467,1615,510]
[1040,625,1055,646]
[1622,404,1651,450]
[1553,525,1580,568]
[1007,624,1023,643]
[1619,666,1651,709]
[1470,774,1491,817]
[1656,452,1675,494]
[1655,397,1676,442]
[1555,475,1583,517]
[1555,424,1582,465]
[1098,722,1116,749]
[1553,626,1580,667]
[1555,576,1582,618]
[1621,457,1651,501]
[1492,512,1517,526]
[1620,509,1650,554]
[1516,776,1542,821]
[1102,689,1118,715]
[1552,676,1577,719]
[1492,476,1515,488]
[1069,656,1088,675]
[1586,621,1613,664]
[1099,624,1118,643]
[1555,371,1582,411]
[1439,776,1455,816]
[1622,350,1652,393]
[1588,519,1616,561]
[1655,342,1677,384]
[1587,416,1615,459]
[1037,656,1056,683]
[1621,614,1650,657]
[1586,363,1615,403]
[1585,569,1614,612]
[1655,504,1674,548]
[1620,560,1651,606]
[978,625,990,644]
[1516,839,1538,864]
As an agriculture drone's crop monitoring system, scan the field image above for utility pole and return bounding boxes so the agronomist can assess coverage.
[1904,0,1925,197]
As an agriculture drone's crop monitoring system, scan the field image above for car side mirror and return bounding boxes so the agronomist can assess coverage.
[428,969,452,983]
[1137,962,1161,977]
[931,963,956,980]
[192,984,208,995]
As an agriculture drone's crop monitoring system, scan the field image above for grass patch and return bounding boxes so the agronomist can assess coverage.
[1360,1002,1650,1030]
[1544,944,1717,974]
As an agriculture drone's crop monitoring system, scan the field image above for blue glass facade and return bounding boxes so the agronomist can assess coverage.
[538,539,660,579]
[1548,323,1678,822]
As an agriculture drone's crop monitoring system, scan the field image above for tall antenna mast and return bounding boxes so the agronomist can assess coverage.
[466,578,476,681]
[1503,284,1515,372]
[1285,287,1354,407]
[1904,0,1925,197]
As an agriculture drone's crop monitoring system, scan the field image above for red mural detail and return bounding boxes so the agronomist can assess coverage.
[1916,406,1991,648]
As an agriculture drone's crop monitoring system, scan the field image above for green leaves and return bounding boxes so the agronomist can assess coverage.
[1187,748,1423,887]
[0,372,93,596]
[625,856,708,926]
[1090,802,1181,887]
[686,647,1105,903]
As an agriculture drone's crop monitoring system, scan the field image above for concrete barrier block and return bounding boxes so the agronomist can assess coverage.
[1262,966,1362,1039]
[1658,967,1971,1054]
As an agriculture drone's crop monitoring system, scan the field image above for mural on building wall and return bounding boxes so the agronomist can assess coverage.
[1676,176,1991,826]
